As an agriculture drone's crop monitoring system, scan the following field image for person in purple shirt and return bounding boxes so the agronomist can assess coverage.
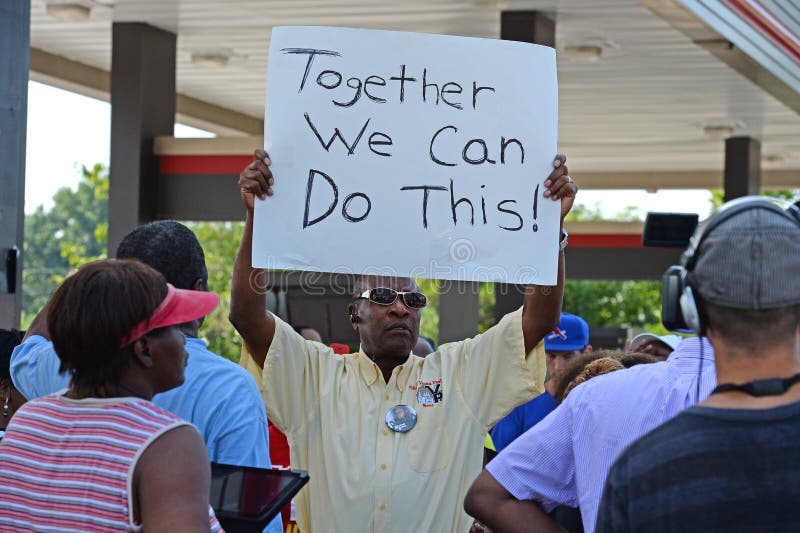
[465,335,715,533]
[491,312,592,453]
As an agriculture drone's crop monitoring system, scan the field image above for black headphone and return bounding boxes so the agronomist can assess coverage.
[661,196,800,334]
[350,313,360,324]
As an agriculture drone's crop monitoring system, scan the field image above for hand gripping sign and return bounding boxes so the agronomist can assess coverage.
[254,26,559,284]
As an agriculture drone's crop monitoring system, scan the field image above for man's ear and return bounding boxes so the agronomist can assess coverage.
[192,277,208,292]
[133,337,155,368]
[348,302,359,331]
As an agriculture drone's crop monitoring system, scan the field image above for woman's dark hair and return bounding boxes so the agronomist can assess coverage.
[48,259,168,390]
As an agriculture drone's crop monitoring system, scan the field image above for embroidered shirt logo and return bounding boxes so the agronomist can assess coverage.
[416,382,443,406]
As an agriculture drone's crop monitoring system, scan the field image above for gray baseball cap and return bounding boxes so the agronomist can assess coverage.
[689,203,800,310]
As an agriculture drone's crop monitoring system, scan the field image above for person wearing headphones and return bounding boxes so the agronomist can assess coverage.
[596,197,800,532]
[465,288,717,528]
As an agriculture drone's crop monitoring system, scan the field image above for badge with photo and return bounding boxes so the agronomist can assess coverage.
[385,404,417,433]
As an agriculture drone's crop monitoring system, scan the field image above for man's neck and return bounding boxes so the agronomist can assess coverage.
[702,337,800,409]
[367,352,409,384]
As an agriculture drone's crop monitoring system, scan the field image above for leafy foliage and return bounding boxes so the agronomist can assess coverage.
[21,164,245,361]
[22,164,109,326]
[184,221,245,361]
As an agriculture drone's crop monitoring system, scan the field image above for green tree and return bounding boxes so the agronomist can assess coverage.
[563,280,666,334]
[22,163,108,325]
[21,164,244,361]
[561,200,662,336]
[184,221,244,361]
[709,189,798,213]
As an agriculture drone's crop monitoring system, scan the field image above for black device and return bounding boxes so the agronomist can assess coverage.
[2,247,18,294]
[660,197,800,333]
[210,463,309,533]
[642,212,698,248]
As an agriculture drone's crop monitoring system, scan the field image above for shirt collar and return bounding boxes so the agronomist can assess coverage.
[185,336,206,348]
[355,348,415,388]
[667,336,715,368]
[355,347,381,386]
[394,355,416,391]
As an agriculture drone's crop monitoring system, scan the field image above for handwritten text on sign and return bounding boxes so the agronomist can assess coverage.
[254,26,559,284]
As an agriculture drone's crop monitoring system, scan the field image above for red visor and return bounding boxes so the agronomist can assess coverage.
[121,284,219,346]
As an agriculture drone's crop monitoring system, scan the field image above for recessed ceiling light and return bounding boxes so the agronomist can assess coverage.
[703,124,734,140]
[471,0,508,8]
[46,3,91,22]
[560,45,603,63]
[191,53,230,69]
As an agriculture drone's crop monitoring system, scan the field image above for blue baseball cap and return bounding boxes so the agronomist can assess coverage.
[545,312,589,352]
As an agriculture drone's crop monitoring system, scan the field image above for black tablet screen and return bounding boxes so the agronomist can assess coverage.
[210,463,309,523]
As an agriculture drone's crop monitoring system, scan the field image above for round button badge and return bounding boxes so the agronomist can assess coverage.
[385,404,418,433]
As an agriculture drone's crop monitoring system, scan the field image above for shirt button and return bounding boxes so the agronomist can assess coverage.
[385,394,390,400]
[383,429,389,436]
[380,464,387,470]
[379,504,386,511]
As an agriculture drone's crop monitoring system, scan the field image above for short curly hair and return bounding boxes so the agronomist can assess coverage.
[116,220,207,290]
[552,350,658,403]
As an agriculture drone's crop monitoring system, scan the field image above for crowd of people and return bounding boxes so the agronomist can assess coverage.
[0,145,798,533]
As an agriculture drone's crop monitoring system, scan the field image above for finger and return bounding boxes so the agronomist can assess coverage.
[548,175,578,200]
[253,159,275,186]
[239,172,270,200]
[553,153,566,168]
[248,170,271,199]
[544,164,568,189]
[254,148,270,163]
[544,167,569,198]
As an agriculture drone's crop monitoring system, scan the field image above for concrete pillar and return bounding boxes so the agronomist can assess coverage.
[108,22,176,254]
[724,136,761,202]
[501,10,555,47]
[0,0,30,328]
[438,280,481,345]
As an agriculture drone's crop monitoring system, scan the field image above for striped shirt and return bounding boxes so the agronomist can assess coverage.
[486,337,716,532]
[0,393,223,532]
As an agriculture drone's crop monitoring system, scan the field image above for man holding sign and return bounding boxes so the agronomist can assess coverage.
[231,150,575,533]
[231,26,574,532]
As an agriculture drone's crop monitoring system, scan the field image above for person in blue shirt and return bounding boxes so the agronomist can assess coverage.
[11,221,281,533]
[491,312,592,453]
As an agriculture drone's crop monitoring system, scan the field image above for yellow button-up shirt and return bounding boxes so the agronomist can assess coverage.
[240,307,545,533]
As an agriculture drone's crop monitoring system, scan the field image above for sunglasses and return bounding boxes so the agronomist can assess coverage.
[355,287,428,309]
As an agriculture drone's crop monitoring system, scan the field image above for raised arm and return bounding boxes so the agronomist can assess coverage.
[522,155,576,353]
[229,149,277,368]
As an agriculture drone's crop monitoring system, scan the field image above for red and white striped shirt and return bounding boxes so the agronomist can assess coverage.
[0,393,223,532]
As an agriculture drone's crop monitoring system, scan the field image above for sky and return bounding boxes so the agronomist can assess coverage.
[25,80,713,218]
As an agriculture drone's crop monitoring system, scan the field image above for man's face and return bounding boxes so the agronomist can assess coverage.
[631,339,672,360]
[299,327,323,343]
[349,276,422,361]
[546,349,582,375]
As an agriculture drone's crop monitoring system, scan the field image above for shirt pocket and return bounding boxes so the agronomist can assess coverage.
[406,404,452,472]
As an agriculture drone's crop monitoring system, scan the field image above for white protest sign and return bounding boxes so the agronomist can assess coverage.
[255,26,559,284]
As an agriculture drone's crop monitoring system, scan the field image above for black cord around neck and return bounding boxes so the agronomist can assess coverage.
[711,372,800,397]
